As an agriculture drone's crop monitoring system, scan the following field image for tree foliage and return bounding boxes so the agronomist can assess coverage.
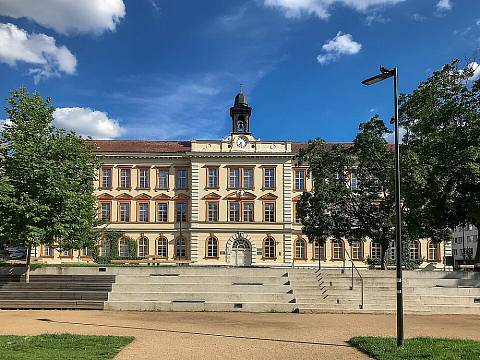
[0,87,100,279]
[399,60,480,265]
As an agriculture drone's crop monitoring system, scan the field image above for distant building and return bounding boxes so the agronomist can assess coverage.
[33,92,446,268]
[451,224,478,269]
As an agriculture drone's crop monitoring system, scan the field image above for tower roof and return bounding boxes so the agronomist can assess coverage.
[234,92,248,106]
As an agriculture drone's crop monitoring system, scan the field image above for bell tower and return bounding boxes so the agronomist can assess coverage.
[230,87,252,135]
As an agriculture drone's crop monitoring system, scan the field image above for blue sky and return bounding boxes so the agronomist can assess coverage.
[0,0,479,142]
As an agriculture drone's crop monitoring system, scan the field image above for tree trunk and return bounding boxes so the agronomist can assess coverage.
[25,244,32,283]
[380,247,387,270]
[474,223,480,271]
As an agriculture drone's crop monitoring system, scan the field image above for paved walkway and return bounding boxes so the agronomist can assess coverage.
[0,311,479,359]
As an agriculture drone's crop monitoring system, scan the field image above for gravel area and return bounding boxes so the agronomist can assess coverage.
[0,311,479,360]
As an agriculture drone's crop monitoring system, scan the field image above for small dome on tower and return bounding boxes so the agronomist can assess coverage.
[234,92,248,106]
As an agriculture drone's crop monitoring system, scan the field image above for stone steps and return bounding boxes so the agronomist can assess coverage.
[108,291,295,302]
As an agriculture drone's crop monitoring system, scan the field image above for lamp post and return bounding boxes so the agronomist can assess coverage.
[362,66,404,347]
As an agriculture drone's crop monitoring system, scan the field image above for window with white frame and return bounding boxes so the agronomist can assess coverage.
[157,237,168,258]
[332,239,344,260]
[243,168,254,189]
[157,203,168,222]
[157,169,169,189]
[264,202,275,222]
[175,237,187,258]
[428,242,439,261]
[207,167,218,188]
[294,170,306,191]
[206,237,218,258]
[119,238,129,257]
[138,202,149,223]
[139,168,150,189]
[313,240,325,260]
[229,202,240,222]
[101,202,111,222]
[101,168,112,189]
[207,202,219,222]
[175,202,187,222]
[119,168,131,188]
[243,202,254,222]
[371,243,382,259]
[263,237,276,259]
[264,168,275,189]
[351,240,362,260]
[138,237,149,257]
[229,168,240,189]
[410,241,420,260]
[295,238,306,259]
[175,169,188,189]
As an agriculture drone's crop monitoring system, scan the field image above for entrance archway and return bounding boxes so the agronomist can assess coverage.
[232,238,252,267]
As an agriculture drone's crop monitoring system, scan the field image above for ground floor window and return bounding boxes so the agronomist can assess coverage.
[332,239,344,260]
[175,237,187,259]
[43,246,54,257]
[313,240,325,260]
[263,237,276,259]
[206,236,218,258]
[138,236,149,258]
[119,237,129,257]
[294,238,306,259]
[371,243,382,259]
[157,237,168,258]
[350,240,363,260]
[99,239,110,257]
[410,240,420,260]
[428,242,439,261]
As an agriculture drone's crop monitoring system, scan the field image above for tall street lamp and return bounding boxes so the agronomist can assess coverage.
[362,66,404,347]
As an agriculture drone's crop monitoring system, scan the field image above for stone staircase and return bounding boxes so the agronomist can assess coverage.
[0,274,115,310]
[289,268,480,315]
[105,267,297,312]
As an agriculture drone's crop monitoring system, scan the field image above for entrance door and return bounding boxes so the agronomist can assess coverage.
[232,239,252,267]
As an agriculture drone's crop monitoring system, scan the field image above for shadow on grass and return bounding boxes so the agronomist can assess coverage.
[37,318,352,348]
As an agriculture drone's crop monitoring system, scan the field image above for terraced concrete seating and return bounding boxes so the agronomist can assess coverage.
[290,269,480,315]
[105,268,297,312]
[0,274,115,310]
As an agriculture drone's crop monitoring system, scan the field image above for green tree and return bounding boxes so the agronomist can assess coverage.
[399,60,480,268]
[297,117,405,270]
[0,87,100,281]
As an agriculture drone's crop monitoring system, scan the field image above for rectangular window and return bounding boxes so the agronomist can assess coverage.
[264,202,275,222]
[207,167,218,189]
[101,168,112,189]
[371,243,382,259]
[229,168,240,189]
[138,168,150,189]
[207,202,219,222]
[294,202,301,224]
[61,249,73,257]
[157,203,168,222]
[138,202,149,223]
[229,202,240,222]
[175,169,187,189]
[100,202,111,222]
[119,202,130,222]
[351,172,359,190]
[157,169,169,189]
[44,246,53,257]
[175,202,187,222]
[243,202,254,222]
[294,170,306,191]
[119,168,131,189]
[243,168,254,189]
[264,168,275,189]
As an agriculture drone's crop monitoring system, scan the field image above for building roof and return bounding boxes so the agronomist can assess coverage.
[87,140,191,153]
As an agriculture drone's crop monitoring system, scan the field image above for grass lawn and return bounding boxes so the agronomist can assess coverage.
[349,336,480,360]
[0,334,134,360]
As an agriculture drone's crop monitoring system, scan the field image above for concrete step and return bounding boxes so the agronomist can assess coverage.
[114,274,290,285]
[0,291,108,300]
[112,283,292,293]
[0,299,105,310]
[108,292,295,302]
[105,300,297,313]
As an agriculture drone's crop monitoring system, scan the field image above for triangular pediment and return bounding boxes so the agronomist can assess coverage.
[203,192,222,200]
[97,193,114,200]
[259,193,278,200]
[225,191,256,200]
[134,193,152,200]
[152,193,172,201]
[173,193,190,200]
[115,193,133,200]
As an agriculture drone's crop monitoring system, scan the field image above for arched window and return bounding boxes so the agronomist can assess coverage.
[263,237,276,259]
[99,238,110,257]
[294,238,306,259]
[157,236,168,258]
[410,240,421,260]
[138,236,149,258]
[206,236,218,258]
[119,237,129,257]
[371,243,382,259]
[351,240,363,260]
[332,239,344,260]
[175,237,187,259]
[428,242,439,262]
[313,240,325,260]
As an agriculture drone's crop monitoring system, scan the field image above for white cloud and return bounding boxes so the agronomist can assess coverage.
[436,0,452,11]
[0,0,126,35]
[0,23,77,83]
[264,0,404,19]
[384,127,406,144]
[467,62,480,81]
[364,12,390,26]
[317,31,362,65]
[53,107,125,139]
[411,13,426,22]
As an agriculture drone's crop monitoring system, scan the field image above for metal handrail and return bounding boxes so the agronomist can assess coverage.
[343,247,364,309]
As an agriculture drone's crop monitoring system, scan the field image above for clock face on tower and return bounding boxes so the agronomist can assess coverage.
[235,136,248,149]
